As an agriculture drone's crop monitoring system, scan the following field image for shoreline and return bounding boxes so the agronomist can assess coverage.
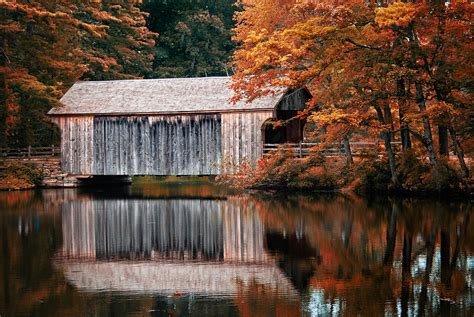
[1,176,472,200]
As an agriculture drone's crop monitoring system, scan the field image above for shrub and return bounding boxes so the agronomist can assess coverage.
[397,152,465,193]
[355,156,392,193]
[217,148,468,195]
[290,165,337,190]
[218,151,341,191]
[0,162,43,190]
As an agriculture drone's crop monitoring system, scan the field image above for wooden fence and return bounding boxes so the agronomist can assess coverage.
[0,146,60,159]
[1,142,400,159]
[263,142,402,158]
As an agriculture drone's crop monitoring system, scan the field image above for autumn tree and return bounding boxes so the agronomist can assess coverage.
[1,0,90,147]
[231,0,472,186]
[374,0,472,177]
[0,0,156,147]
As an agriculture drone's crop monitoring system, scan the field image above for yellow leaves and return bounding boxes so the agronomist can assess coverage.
[89,9,122,23]
[375,2,420,28]
[309,105,363,129]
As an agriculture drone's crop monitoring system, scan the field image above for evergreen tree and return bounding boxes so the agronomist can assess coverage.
[142,0,236,78]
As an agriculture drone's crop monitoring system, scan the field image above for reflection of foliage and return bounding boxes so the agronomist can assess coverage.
[234,279,301,317]
[249,193,472,316]
[0,188,472,315]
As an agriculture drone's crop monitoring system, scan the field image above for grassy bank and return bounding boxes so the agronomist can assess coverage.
[217,151,472,196]
[0,162,43,191]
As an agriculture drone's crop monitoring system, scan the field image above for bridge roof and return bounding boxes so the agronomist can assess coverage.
[56,260,298,297]
[49,76,283,116]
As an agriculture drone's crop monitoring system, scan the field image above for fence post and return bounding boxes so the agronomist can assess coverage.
[27,145,31,159]
[299,142,302,158]
[51,144,54,156]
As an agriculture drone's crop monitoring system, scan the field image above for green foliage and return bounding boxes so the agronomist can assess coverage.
[142,0,236,77]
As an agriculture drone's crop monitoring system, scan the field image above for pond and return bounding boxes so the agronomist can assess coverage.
[0,178,472,316]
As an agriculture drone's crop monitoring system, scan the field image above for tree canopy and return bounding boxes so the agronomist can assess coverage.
[231,0,473,184]
[141,0,236,78]
[0,0,156,147]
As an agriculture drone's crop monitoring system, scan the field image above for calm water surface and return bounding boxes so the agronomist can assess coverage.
[0,179,472,316]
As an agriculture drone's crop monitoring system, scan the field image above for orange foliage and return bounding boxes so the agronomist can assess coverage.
[232,0,473,179]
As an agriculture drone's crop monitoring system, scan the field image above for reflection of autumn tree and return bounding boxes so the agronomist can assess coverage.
[0,193,63,315]
[234,279,300,317]
[249,194,472,315]
[438,206,471,314]
[1,188,472,315]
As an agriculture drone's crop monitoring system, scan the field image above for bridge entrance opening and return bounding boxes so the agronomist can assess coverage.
[261,88,310,145]
[262,111,306,144]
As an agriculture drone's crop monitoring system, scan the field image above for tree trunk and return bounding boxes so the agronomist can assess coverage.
[438,125,449,156]
[384,134,399,188]
[448,126,470,178]
[414,81,437,167]
[383,104,394,141]
[407,25,437,166]
[342,135,353,167]
[374,103,400,187]
[397,79,411,150]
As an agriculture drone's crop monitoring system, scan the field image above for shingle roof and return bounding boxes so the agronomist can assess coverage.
[48,76,283,115]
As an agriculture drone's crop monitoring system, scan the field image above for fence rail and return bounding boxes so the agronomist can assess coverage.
[2,142,400,159]
[263,142,402,158]
[0,146,60,158]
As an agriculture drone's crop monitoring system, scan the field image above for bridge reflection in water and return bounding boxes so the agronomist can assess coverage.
[1,185,472,316]
[56,198,299,297]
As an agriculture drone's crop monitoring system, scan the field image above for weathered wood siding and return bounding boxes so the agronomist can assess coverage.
[55,111,272,175]
[93,115,221,175]
[59,198,266,262]
[221,111,272,173]
[53,116,94,175]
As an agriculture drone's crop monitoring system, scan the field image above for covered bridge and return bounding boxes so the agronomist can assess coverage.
[48,77,310,176]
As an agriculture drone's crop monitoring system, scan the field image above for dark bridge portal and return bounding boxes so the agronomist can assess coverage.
[263,88,311,144]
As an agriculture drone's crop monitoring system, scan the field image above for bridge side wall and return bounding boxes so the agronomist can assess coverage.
[221,111,272,173]
[53,111,271,176]
[53,116,94,175]
[92,115,222,175]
